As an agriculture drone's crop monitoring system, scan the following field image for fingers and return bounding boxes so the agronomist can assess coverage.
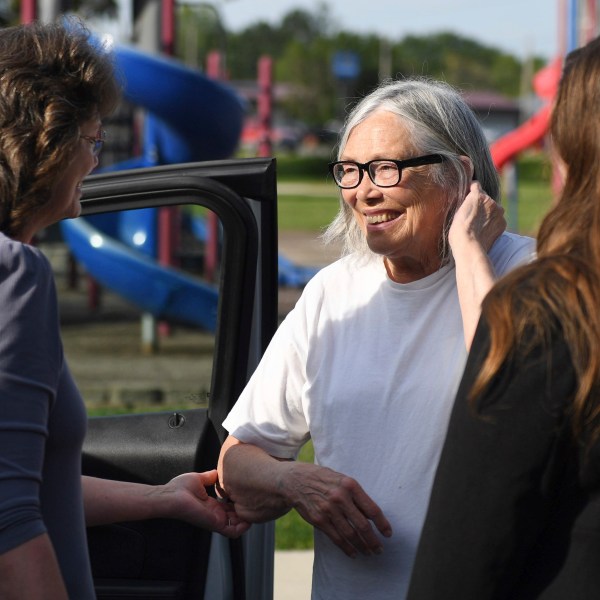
[197,469,218,486]
[450,181,506,252]
[294,471,392,559]
[336,484,392,557]
[355,493,393,539]
[324,500,389,558]
[213,500,252,538]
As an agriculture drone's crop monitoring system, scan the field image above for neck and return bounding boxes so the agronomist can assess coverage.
[12,229,34,244]
[383,255,442,283]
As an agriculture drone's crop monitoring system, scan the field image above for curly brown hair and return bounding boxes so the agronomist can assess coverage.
[0,18,121,237]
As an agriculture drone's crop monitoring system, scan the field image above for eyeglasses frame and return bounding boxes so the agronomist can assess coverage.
[328,153,445,189]
[80,129,107,157]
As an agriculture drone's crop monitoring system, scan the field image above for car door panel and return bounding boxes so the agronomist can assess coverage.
[71,158,278,599]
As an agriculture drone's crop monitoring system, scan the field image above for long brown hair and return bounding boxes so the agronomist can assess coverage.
[471,37,600,442]
[0,18,121,237]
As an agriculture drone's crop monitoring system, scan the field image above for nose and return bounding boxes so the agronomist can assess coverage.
[354,171,383,204]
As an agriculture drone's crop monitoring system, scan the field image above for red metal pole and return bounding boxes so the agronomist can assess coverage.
[21,0,37,23]
[203,51,224,283]
[207,50,224,79]
[257,55,273,158]
[161,0,175,56]
[158,0,178,337]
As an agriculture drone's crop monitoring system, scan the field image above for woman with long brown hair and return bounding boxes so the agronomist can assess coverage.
[407,37,600,600]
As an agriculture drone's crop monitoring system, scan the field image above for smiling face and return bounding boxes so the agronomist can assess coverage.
[18,117,101,243]
[340,110,450,282]
[50,117,101,221]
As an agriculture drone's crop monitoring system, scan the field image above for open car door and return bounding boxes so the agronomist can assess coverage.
[55,158,278,599]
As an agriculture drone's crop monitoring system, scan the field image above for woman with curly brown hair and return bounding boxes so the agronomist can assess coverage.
[0,19,247,600]
[407,36,600,600]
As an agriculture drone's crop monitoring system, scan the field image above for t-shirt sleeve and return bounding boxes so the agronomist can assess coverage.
[222,284,314,459]
[0,242,61,554]
[407,318,577,600]
[490,232,536,277]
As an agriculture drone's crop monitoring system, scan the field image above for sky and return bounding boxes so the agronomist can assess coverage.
[216,0,560,61]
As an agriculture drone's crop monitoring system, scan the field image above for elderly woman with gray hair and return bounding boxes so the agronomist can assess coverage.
[217,78,535,599]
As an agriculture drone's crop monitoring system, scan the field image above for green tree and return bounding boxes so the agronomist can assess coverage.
[223,5,548,128]
[393,32,524,96]
[276,37,339,126]
[227,21,285,79]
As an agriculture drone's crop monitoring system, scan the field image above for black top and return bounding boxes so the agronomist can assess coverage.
[407,316,600,600]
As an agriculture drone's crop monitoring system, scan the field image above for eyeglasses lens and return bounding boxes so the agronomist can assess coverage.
[370,161,400,186]
[333,161,400,188]
[333,163,360,188]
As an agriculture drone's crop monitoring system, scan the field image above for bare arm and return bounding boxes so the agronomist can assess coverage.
[218,435,392,558]
[0,534,68,599]
[83,470,249,539]
[449,181,506,350]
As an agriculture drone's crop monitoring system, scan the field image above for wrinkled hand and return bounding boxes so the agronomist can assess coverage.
[280,462,392,558]
[449,181,506,253]
[163,470,250,538]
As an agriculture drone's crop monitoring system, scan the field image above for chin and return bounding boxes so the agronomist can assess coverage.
[366,233,404,257]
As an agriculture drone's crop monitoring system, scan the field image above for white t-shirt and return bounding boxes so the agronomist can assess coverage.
[224,231,535,600]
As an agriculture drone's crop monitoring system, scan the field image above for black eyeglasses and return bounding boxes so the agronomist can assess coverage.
[80,129,106,157]
[329,154,445,189]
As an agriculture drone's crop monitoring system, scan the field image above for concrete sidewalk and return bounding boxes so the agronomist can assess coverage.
[274,550,314,599]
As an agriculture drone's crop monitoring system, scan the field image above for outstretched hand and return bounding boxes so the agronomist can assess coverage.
[449,181,506,253]
[163,470,250,538]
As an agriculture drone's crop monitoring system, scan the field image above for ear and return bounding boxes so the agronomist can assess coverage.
[458,155,475,185]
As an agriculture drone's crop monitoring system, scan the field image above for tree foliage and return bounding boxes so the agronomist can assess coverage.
[180,3,547,127]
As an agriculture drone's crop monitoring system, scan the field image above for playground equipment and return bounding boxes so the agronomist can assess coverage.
[60,45,246,332]
[61,213,219,331]
[59,40,318,333]
[49,1,594,327]
[490,0,599,218]
[490,58,561,171]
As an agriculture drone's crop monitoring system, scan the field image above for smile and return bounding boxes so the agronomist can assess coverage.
[365,211,401,224]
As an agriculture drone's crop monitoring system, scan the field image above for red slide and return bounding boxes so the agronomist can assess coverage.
[490,57,563,170]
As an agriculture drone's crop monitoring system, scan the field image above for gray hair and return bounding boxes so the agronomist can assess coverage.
[322,77,499,258]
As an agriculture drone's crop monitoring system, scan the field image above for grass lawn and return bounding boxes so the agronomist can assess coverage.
[275,441,315,550]
[514,180,555,236]
[276,193,339,231]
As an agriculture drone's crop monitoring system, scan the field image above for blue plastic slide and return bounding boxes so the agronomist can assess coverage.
[61,45,246,331]
[61,44,320,332]
[61,216,218,331]
[278,253,319,287]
